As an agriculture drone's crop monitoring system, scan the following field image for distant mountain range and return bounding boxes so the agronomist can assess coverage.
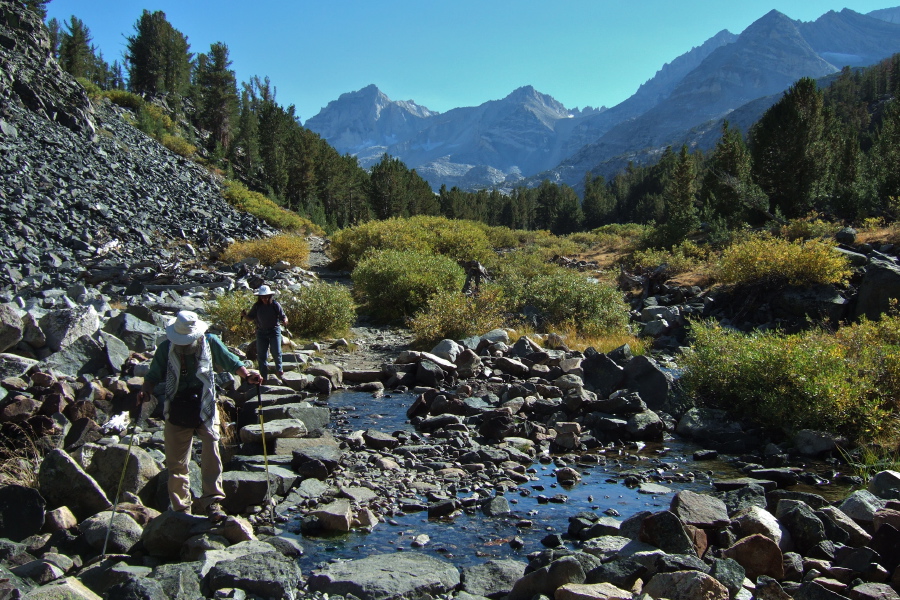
[304,7,900,192]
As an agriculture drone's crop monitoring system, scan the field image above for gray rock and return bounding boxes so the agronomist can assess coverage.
[259,404,329,431]
[80,511,143,554]
[85,443,161,500]
[495,357,530,377]
[507,556,586,600]
[455,349,482,378]
[38,448,111,520]
[839,490,886,528]
[639,510,696,555]
[625,410,664,440]
[584,555,648,589]
[149,562,203,600]
[0,484,46,542]
[105,578,167,600]
[0,352,39,379]
[0,303,23,353]
[239,418,308,444]
[733,505,793,551]
[622,355,673,410]
[868,469,900,501]
[39,306,100,352]
[771,285,849,322]
[481,329,510,345]
[206,551,303,599]
[222,469,295,515]
[141,510,209,558]
[775,499,827,555]
[670,490,729,528]
[102,312,161,353]
[793,429,842,457]
[308,552,460,600]
[461,559,526,598]
[39,333,106,376]
[581,353,626,399]
[854,257,900,320]
[708,557,745,597]
[431,339,463,362]
[482,495,511,517]
[642,571,729,600]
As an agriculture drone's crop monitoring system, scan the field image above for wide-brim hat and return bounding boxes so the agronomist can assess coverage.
[166,310,209,345]
[254,284,277,296]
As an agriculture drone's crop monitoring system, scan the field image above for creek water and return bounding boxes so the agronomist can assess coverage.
[290,390,848,572]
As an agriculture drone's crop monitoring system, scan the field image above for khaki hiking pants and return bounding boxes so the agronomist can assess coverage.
[164,421,225,512]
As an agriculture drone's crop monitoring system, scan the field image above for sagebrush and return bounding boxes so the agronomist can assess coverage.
[410,286,506,346]
[222,234,310,267]
[715,234,851,288]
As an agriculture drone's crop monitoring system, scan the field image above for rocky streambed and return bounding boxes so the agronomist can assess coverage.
[2,273,900,600]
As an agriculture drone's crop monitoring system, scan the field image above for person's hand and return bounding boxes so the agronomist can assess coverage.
[136,388,152,405]
[246,371,263,385]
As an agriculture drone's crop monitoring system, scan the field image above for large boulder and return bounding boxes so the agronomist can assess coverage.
[622,355,673,410]
[206,551,302,598]
[141,510,209,558]
[39,306,100,353]
[854,257,900,320]
[39,334,106,376]
[771,285,849,322]
[670,490,729,529]
[642,571,729,600]
[0,303,23,353]
[37,448,111,520]
[461,559,526,598]
[101,313,161,353]
[639,510,696,556]
[84,443,161,499]
[307,552,460,600]
[239,418,308,444]
[0,484,45,542]
[80,511,143,554]
[722,533,784,580]
[0,352,39,379]
[869,470,900,501]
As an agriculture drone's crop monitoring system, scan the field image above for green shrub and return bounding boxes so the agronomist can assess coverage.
[494,255,628,335]
[774,213,838,241]
[681,320,898,444]
[103,90,144,111]
[331,216,493,269]
[161,133,196,158]
[222,180,324,234]
[410,286,505,346]
[206,289,255,344]
[716,234,851,288]
[76,77,101,99]
[280,282,355,338]
[222,234,310,267]
[352,250,465,322]
[627,240,711,276]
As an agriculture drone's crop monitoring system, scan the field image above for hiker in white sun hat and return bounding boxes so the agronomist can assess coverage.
[138,310,262,522]
[241,284,288,383]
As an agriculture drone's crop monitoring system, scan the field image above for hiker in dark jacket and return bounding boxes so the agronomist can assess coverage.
[241,284,288,382]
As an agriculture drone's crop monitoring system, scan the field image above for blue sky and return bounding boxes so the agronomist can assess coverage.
[46,1,895,123]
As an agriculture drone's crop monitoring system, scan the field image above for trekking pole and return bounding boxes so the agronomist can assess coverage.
[257,383,275,522]
[102,412,135,556]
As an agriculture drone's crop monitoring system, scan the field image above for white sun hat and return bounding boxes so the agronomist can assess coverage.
[165,310,209,345]
[254,284,277,296]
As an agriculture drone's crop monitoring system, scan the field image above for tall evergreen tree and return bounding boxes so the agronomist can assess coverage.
[700,121,757,226]
[46,17,59,59]
[58,16,93,79]
[750,77,832,217]
[23,0,50,20]
[126,10,192,97]
[654,145,700,247]
[582,172,615,229]
[194,42,239,152]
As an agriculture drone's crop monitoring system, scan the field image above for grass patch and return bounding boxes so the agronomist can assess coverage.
[410,286,506,347]
[352,249,465,322]
[0,424,42,488]
[715,234,851,289]
[221,234,310,267]
[103,89,144,111]
[626,240,712,278]
[161,134,196,158]
[223,180,324,234]
[681,318,900,444]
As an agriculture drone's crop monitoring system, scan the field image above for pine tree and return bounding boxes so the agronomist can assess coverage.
[126,10,192,97]
[46,17,59,59]
[23,0,50,20]
[58,16,93,79]
[582,172,615,229]
[194,42,239,152]
[654,145,700,247]
[750,77,832,217]
[700,121,756,226]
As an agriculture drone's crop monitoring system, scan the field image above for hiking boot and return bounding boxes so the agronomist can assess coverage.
[206,502,226,523]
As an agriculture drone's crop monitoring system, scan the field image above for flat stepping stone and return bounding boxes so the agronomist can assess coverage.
[713,477,777,492]
[638,483,673,495]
